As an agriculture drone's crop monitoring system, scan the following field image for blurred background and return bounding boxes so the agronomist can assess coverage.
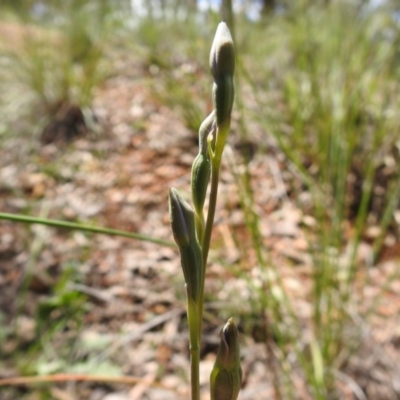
[1,0,400,399]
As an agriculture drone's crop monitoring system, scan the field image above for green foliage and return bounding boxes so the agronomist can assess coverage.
[0,0,120,141]
[228,2,400,397]
[36,263,86,333]
[19,263,88,373]
[2,1,400,398]
[131,15,214,133]
[2,262,121,399]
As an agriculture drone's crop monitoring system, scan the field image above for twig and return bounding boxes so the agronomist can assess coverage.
[333,370,367,400]
[0,373,177,393]
[92,308,184,364]
[68,283,115,303]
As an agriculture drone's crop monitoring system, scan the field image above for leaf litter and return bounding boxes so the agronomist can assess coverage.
[0,55,400,400]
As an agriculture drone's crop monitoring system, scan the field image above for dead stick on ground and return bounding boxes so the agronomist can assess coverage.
[92,307,184,365]
[0,373,186,395]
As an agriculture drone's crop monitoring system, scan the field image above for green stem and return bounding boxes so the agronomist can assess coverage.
[190,347,200,400]
[187,298,201,400]
[202,158,221,274]
[198,123,226,325]
[197,156,221,334]
[0,212,175,247]
[183,153,222,400]
[201,115,230,269]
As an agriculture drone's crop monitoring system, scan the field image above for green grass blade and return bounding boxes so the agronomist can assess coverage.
[0,212,175,248]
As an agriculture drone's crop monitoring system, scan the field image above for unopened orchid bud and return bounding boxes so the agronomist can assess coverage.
[179,240,203,303]
[198,110,216,155]
[213,75,234,126]
[169,188,203,303]
[191,153,211,215]
[209,23,235,126]
[169,187,195,247]
[210,22,235,80]
[192,111,214,215]
[210,318,242,400]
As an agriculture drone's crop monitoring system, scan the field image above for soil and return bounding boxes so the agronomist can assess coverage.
[1,56,400,400]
